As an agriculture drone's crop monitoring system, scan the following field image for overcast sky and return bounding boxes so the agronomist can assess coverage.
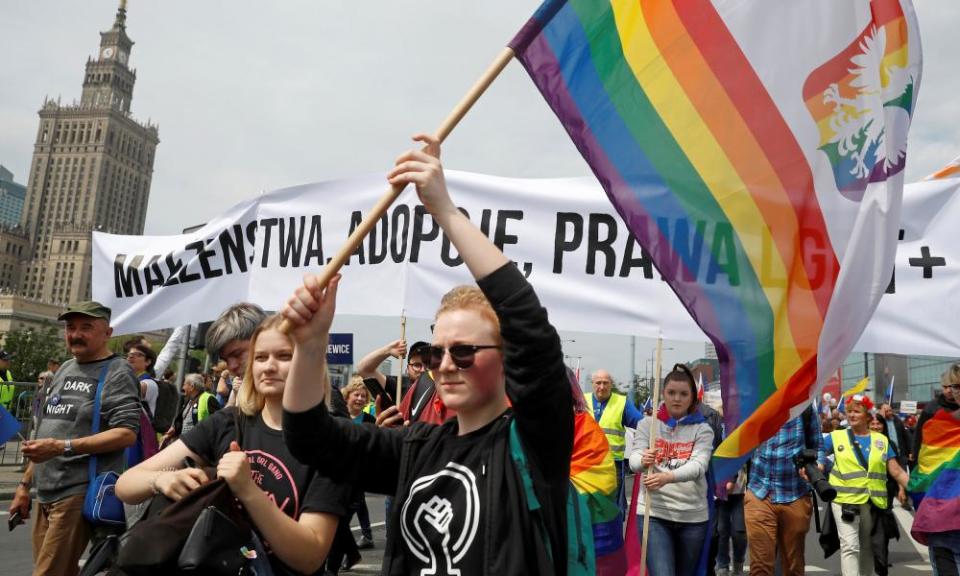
[2,1,957,386]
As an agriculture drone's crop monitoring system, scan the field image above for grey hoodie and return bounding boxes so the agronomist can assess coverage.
[629,414,714,523]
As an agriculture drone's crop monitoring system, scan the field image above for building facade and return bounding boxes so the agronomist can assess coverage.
[839,352,956,406]
[17,2,158,307]
[0,166,27,228]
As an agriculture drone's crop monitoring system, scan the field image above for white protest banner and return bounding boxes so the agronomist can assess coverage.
[93,170,960,356]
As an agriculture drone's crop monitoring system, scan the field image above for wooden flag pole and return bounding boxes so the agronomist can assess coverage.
[279,47,516,334]
[397,314,407,404]
[638,337,663,576]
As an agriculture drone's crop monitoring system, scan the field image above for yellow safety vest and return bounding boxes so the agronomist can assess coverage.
[829,429,889,508]
[197,392,215,421]
[585,392,627,461]
[0,371,15,408]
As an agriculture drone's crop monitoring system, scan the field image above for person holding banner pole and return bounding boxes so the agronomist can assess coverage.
[281,135,573,575]
[356,338,430,417]
[629,363,715,576]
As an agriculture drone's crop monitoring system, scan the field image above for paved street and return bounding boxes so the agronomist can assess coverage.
[0,489,932,575]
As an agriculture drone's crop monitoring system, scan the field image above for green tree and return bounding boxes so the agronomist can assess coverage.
[4,325,68,383]
[631,374,650,409]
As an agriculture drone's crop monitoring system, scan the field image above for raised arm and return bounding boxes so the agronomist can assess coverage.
[280,239,403,490]
[387,134,508,280]
[356,339,407,384]
[389,134,571,479]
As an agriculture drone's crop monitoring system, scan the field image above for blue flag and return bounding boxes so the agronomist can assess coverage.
[0,404,21,445]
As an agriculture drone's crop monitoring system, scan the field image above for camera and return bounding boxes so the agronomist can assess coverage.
[839,504,858,522]
[793,449,837,502]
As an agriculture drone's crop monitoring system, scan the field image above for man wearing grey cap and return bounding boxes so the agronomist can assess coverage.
[8,301,140,576]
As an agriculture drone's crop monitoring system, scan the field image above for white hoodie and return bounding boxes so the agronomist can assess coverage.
[629,414,714,523]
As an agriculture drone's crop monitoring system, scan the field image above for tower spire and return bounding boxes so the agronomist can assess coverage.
[113,0,128,31]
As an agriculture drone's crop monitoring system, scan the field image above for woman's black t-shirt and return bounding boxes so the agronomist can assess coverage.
[182,407,351,572]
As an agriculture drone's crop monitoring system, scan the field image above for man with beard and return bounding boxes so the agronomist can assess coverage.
[8,301,140,576]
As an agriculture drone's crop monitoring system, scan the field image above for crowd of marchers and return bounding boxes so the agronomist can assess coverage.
[8,137,960,576]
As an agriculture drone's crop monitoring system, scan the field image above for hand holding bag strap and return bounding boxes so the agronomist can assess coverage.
[87,363,113,484]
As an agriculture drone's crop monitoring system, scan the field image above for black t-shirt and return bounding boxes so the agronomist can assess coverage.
[182,408,351,571]
[401,417,497,576]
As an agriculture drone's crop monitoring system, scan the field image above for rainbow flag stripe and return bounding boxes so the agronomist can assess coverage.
[925,156,960,181]
[570,412,619,522]
[510,0,848,478]
[908,409,960,543]
[802,1,913,196]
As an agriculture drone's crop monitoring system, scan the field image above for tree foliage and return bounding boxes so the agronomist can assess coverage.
[3,324,67,383]
[631,374,651,409]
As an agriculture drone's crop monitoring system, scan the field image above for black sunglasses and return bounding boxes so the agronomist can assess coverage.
[426,344,501,370]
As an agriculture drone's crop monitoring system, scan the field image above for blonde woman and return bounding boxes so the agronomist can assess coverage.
[342,376,376,549]
[116,315,350,575]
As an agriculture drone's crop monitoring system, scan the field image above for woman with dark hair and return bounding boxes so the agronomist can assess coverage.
[127,342,158,418]
[628,364,715,576]
[868,411,903,576]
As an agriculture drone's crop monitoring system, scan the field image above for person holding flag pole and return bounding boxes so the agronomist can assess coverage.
[628,341,715,576]
[280,133,574,575]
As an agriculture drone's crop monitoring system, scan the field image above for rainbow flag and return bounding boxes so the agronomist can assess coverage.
[570,411,619,523]
[908,408,960,544]
[509,0,921,479]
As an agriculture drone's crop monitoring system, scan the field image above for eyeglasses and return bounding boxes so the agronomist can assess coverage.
[945,384,960,391]
[126,352,145,360]
[426,344,501,370]
[408,362,425,371]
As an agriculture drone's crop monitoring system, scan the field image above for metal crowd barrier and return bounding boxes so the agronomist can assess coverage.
[1,382,40,466]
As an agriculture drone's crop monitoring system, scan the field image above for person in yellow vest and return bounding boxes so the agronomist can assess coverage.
[175,373,220,438]
[0,350,16,411]
[584,369,643,512]
[822,394,909,576]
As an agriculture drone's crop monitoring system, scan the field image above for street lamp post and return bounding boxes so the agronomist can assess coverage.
[649,346,674,386]
[564,354,583,383]
[561,339,581,383]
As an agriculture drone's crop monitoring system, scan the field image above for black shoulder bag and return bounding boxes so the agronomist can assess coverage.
[117,409,254,575]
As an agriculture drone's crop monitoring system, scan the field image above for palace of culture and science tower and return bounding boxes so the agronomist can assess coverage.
[0,2,158,331]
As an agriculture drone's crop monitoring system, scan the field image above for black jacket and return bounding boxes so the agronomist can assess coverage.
[884,414,909,467]
[284,264,573,575]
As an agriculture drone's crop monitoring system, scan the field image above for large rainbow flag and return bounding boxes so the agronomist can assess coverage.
[908,406,960,544]
[509,0,921,479]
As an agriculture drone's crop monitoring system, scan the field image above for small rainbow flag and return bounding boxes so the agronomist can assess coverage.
[908,408,960,544]
[509,0,921,479]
